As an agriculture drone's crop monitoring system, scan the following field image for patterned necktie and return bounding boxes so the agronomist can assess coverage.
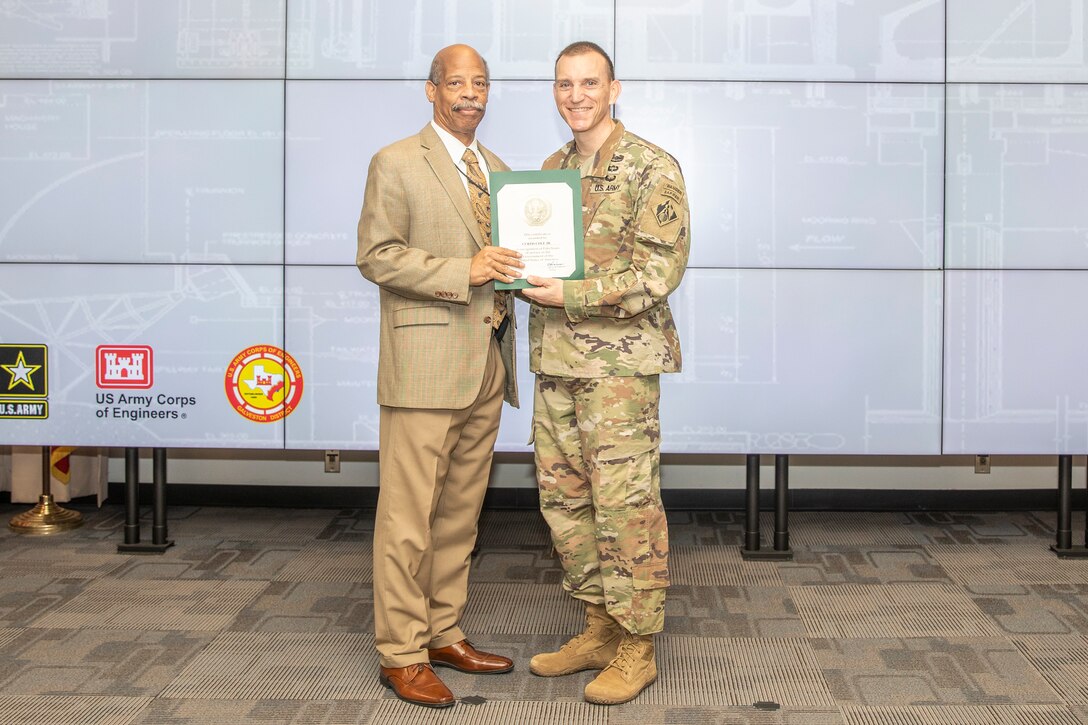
[462,148,507,330]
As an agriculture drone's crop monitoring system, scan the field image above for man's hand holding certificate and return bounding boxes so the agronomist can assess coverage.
[490,169,584,291]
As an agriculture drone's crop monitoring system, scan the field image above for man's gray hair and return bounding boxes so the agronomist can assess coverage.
[428,53,490,85]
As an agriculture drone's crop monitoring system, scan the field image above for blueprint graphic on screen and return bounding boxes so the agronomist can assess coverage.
[944,270,1088,453]
[660,269,943,454]
[620,82,945,269]
[0,0,286,78]
[946,83,1088,269]
[286,0,613,79]
[0,80,283,264]
[615,0,944,81]
[948,0,1088,82]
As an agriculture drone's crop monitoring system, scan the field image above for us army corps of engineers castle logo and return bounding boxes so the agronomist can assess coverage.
[96,345,153,388]
[224,345,304,423]
[93,344,199,421]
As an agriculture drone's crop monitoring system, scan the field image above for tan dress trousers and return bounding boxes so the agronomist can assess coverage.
[372,336,505,668]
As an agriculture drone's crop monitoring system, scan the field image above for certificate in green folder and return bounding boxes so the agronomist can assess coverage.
[490,169,584,290]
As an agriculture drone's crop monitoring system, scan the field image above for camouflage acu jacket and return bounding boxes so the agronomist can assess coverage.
[528,121,690,377]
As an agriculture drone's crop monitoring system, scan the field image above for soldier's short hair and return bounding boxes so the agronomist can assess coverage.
[555,41,615,82]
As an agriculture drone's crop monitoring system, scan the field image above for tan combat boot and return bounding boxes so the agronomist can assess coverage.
[583,631,657,705]
[529,602,622,676]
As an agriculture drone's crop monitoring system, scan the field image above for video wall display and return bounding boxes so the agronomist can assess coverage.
[0,80,284,264]
[2,1,1086,454]
[947,0,1088,83]
[618,81,945,269]
[614,0,945,82]
[0,264,286,448]
[943,271,1088,454]
[661,270,943,455]
[945,83,1088,270]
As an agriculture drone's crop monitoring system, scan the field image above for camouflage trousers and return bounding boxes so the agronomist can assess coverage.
[533,373,669,635]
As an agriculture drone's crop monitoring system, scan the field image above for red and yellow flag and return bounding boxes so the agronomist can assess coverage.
[50,446,76,484]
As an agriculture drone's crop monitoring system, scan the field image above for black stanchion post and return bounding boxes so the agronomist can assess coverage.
[773,454,792,557]
[151,447,173,549]
[742,454,792,561]
[1051,454,1087,558]
[118,447,174,553]
[743,454,760,553]
[1057,454,1072,550]
[123,447,139,545]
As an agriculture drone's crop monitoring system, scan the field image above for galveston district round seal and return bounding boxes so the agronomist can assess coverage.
[224,345,303,423]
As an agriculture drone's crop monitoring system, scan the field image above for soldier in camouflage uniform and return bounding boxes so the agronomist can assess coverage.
[521,41,689,705]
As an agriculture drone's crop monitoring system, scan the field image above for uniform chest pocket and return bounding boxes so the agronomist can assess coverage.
[583,194,635,269]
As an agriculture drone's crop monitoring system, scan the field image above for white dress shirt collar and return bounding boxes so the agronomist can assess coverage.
[430,120,489,190]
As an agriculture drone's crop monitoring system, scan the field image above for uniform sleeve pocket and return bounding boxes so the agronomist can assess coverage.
[392,305,450,328]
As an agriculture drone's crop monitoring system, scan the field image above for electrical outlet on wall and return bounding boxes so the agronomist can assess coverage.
[974,454,991,474]
[325,450,341,474]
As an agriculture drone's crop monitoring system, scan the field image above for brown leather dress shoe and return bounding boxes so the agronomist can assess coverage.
[379,663,455,708]
[428,639,514,674]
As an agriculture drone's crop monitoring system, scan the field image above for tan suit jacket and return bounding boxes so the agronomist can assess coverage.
[357,124,518,410]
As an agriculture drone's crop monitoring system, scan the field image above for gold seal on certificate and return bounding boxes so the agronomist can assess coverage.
[490,170,584,290]
[524,197,552,226]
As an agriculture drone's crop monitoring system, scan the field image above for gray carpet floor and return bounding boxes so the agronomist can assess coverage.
[0,503,1086,724]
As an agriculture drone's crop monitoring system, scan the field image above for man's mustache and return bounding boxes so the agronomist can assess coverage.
[452,100,485,111]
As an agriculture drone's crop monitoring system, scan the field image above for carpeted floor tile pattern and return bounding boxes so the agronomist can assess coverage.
[0,504,1085,724]
[1012,636,1088,704]
[790,583,1001,638]
[839,704,1081,724]
[0,696,152,725]
[161,631,383,701]
[808,636,1062,706]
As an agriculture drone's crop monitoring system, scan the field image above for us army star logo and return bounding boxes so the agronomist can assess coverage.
[0,345,49,418]
[3,350,41,392]
[655,200,678,227]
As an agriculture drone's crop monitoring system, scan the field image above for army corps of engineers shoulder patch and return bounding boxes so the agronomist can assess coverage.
[642,180,685,243]
[655,199,678,226]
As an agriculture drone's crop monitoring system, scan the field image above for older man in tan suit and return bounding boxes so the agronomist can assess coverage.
[356,44,524,709]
